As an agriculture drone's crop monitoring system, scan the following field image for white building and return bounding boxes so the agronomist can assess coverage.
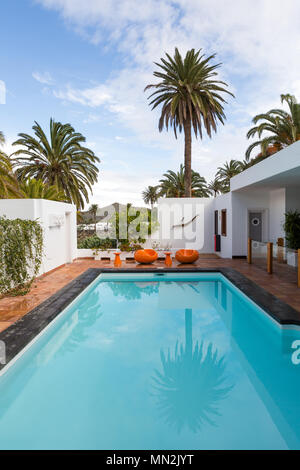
[155,141,300,259]
[0,142,299,277]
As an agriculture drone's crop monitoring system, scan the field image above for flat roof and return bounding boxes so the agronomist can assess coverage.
[231,141,300,191]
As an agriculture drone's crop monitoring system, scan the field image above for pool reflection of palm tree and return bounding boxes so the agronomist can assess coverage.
[152,308,233,433]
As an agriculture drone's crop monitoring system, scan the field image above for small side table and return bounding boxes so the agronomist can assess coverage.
[114,252,122,267]
[164,252,172,267]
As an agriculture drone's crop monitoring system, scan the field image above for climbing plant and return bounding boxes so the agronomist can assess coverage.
[0,217,43,296]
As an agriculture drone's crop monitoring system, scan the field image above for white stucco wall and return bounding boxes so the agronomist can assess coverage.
[231,190,270,257]
[269,188,286,243]
[285,186,300,213]
[213,193,233,258]
[0,199,77,275]
[150,197,214,252]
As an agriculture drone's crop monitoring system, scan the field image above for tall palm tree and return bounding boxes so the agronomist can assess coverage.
[142,185,160,209]
[145,48,233,197]
[12,119,100,209]
[207,178,224,197]
[246,94,300,160]
[20,178,66,201]
[216,160,241,191]
[152,304,233,433]
[0,132,5,146]
[89,203,99,233]
[160,165,209,198]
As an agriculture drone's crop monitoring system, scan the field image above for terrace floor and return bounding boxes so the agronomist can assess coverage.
[0,255,299,333]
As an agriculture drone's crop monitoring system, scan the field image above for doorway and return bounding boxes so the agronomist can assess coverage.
[248,211,263,242]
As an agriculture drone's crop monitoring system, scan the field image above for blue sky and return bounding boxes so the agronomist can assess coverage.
[1,0,300,208]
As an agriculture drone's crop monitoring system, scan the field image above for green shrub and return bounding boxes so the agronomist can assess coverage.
[284,211,300,250]
[0,217,43,296]
[119,239,144,252]
[78,236,117,250]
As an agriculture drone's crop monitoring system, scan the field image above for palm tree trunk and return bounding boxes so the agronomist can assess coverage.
[183,119,192,197]
[185,308,193,358]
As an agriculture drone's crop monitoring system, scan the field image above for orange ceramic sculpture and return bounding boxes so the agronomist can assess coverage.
[134,249,158,264]
[164,252,172,267]
[114,252,122,267]
[175,249,199,264]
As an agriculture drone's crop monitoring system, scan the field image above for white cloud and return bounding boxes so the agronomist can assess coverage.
[0,80,6,104]
[36,0,300,202]
[45,0,300,129]
[37,0,300,78]
[88,168,157,208]
[32,71,54,85]
[83,113,101,124]
[53,83,112,106]
[1,135,17,156]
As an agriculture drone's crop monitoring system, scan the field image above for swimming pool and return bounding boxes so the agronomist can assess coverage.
[0,271,299,450]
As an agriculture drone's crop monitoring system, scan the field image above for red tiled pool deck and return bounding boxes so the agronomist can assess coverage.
[0,255,299,333]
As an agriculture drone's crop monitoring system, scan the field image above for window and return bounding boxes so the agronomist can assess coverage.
[214,210,218,235]
[221,209,227,236]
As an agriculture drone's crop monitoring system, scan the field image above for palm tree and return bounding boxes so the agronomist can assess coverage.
[152,305,233,433]
[236,157,261,172]
[216,160,241,191]
[0,133,21,198]
[160,165,209,198]
[246,94,300,160]
[20,178,66,201]
[0,152,21,198]
[142,185,160,209]
[12,119,100,209]
[207,178,224,197]
[145,48,233,197]
[89,204,99,233]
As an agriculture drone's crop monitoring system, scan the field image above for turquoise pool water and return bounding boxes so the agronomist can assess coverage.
[0,273,299,450]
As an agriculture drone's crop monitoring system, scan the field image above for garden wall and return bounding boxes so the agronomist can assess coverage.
[0,199,77,275]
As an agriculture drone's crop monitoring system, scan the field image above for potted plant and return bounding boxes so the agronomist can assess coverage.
[119,239,144,259]
[151,241,173,258]
[283,211,300,267]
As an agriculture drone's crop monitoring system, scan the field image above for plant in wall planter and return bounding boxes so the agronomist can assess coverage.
[283,211,300,267]
[93,248,102,260]
[92,248,112,260]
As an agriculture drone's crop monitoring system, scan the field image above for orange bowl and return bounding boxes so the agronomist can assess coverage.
[175,249,199,264]
[134,249,158,264]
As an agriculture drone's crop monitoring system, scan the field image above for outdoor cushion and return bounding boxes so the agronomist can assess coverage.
[134,249,158,264]
[175,249,199,264]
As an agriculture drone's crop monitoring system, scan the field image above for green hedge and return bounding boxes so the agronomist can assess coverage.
[78,236,117,250]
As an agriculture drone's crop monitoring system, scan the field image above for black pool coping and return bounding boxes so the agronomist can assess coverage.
[0,267,299,371]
